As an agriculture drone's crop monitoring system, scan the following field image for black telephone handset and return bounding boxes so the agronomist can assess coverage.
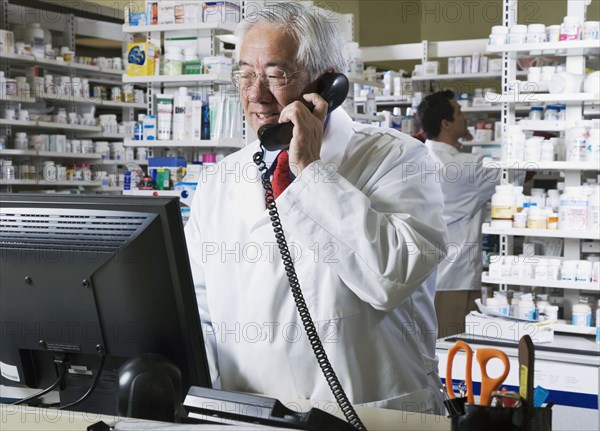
[257,72,350,151]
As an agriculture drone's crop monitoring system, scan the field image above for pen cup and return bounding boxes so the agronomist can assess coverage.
[451,403,552,431]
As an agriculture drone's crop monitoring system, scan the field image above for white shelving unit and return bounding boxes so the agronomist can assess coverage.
[122,22,238,34]
[482,0,600,330]
[482,273,598,291]
[0,0,137,194]
[482,159,599,171]
[482,223,600,241]
[123,138,245,149]
[122,73,232,85]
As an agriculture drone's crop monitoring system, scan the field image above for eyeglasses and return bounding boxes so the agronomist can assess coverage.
[231,69,298,90]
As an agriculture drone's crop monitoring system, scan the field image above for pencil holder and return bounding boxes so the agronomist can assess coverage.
[451,403,552,431]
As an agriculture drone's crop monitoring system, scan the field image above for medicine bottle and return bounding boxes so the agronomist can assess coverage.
[572,297,592,327]
[518,296,536,320]
[559,186,588,231]
[491,185,515,228]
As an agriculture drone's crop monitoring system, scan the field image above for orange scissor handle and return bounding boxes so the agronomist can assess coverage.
[446,340,474,404]
[476,348,510,406]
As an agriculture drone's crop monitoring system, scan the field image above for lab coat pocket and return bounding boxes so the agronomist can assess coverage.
[294,255,361,322]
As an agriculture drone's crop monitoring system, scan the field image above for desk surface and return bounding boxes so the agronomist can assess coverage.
[1,403,451,431]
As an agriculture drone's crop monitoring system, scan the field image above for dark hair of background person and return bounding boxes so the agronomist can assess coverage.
[416,90,457,139]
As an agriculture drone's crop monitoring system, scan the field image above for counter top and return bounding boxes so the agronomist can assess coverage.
[1,402,452,431]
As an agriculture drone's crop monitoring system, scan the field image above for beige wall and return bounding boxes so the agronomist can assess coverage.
[337,0,599,69]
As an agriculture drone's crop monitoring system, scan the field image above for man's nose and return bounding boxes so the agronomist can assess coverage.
[244,78,272,103]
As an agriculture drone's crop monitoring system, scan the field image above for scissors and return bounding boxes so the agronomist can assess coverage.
[446,340,510,406]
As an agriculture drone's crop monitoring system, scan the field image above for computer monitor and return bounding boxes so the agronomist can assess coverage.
[0,193,212,420]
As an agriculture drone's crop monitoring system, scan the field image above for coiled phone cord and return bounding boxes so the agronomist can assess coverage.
[253,150,367,431]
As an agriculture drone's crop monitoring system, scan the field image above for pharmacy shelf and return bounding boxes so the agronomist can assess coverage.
[123,73,232,85]
[460,140,501,147]
[1,94,145,109]
[0,149,103,160]
[487,92,600,104]
[0,149,37,157]
[0,53,124,77]
[79,132,131,140]
[99,186,123,192]
[93,159,148,166]
[354,96,412,106]
[482,158,600,171]
[348,113,386,122]
[123,189,195,206]
[518,120,566,132]
[347,76,385,88]
[97,100,147,109]
[0,94,37,104]
[37,151,102,160]
[0,119,102,132]
[460,104,531,112]
[487,39,600,55]
[482,273,598,291]
[124,138,245,149]
[412,71,526,81]
[482,223,600,240]
[552,323,597,336]
[0,179,102,187]
[122,21,238,34]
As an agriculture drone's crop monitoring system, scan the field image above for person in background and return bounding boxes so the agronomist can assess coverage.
[185,3,448,414]
[417,90,499,338]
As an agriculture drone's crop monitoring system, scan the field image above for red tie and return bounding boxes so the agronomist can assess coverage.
[272,150,292,200]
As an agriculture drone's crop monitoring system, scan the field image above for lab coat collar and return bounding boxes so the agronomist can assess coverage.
[232,107,354,231]
[425,139,460,156]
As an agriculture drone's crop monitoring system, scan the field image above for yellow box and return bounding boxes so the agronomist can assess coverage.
[126,42,156,76]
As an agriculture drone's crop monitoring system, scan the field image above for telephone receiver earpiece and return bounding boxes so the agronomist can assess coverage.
[258,72,349,152]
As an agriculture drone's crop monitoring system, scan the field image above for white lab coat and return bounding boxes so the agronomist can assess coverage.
[424,139,499,291]
[185,108,447,413]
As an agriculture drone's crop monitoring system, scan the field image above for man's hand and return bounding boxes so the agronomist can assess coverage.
[278,93,328,175]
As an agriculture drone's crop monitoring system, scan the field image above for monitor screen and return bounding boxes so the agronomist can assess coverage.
[0,193,211,419]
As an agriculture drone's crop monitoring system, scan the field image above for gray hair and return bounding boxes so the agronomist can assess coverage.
[235,2,348,81]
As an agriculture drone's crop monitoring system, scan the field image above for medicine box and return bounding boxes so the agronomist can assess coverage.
[203,56,232,76]
[126,43,156,76]
[203,1,241,23]
[148,157,187,190]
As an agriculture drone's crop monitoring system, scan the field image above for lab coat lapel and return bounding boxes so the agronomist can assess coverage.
[232,108,353,231]
[320,108,354,166]
[231,141,270,232]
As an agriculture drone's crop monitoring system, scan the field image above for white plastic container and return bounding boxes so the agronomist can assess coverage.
[547,212,559,230]
[513,211,527,228]
[156,94,174,140]
[14,132,27,150]
[540,66,556,84]
[491,184,515,228]
[560,16,581,41]
[560,16,582,41]
[576,261,593,282]
[527,207,547,229]
[588,185,599,232]
[588,128,600,162]
[561,260,579,281]
[489,26,508,45]
[540,139,555,161]
[582,21,600,40]
[508,25,528,44]
[518,297,536,320]
[524,136,543,161]
[544,305,559,321]
[163,50,184,76]
[572,299,592,327]
[559,186,588,230]
[546,25,561,43]
[527,24,547,44]
[25,23,44,58]
[503,125,525,161]
[566,121,590,162]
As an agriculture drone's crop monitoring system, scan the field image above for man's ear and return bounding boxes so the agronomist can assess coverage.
[441,118,451,130]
